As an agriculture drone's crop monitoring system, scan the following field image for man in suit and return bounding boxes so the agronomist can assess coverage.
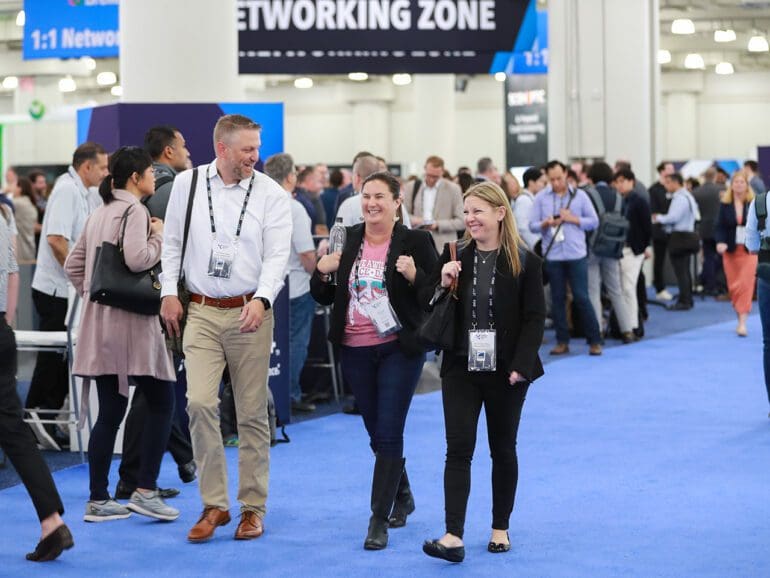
[475,157,501,185]
[403,156,464,251]
[649,161,675,300]
[693,167,726,296]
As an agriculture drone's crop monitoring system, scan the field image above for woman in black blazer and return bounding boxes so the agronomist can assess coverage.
[422,181,545,563]
[311,171,438,551]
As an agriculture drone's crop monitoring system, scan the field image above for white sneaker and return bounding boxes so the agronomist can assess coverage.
[656,290,674,301]
[84,499,132,522]
[127,490,180,521]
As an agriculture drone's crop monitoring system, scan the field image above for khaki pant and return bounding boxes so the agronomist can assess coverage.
[183,302,273,516]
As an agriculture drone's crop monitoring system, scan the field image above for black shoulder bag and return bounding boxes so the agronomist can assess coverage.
[418,241,459,351]
[668,194,701,256]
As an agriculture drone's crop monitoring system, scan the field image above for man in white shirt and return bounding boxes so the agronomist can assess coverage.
[160,115,292,543]
[26,142,107,450]
[264,153,318,414]
[515,167,547,250]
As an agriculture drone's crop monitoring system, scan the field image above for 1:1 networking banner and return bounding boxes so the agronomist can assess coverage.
[23,0,119,61]
[238,0,528,74]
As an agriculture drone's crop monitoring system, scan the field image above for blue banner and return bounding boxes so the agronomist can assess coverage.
[489,0,547,74]
[23,0,119,60]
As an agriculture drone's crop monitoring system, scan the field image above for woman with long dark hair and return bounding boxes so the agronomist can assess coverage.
[422,181,546,563]
[311,171,438,550]
[11,177,40,262]
[64,146,179,523]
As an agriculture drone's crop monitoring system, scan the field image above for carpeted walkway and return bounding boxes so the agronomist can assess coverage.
[2,311,769,577]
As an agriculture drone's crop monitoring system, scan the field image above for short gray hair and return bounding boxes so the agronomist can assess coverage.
[353,155,380,180]
[264,153,295,185]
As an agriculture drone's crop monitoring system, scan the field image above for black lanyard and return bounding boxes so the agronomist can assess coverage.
[471,249,496,330]
[353,233,394,302]
[205,166,255,240]
[552,188,574,216]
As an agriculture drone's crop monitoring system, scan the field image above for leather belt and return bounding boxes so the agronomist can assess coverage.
[190,293,254,309]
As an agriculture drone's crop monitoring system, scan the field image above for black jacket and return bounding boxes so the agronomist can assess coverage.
[692,182,725,240]
[310,223,438,357]
[649,182,670,240]
[714,202,750,253]
[427,241,546,383]
[623,192,652,255]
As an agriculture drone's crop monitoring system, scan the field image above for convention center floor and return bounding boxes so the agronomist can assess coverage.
[2,291,769,576]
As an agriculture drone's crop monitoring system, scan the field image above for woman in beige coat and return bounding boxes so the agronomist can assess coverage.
[65,146,179,523]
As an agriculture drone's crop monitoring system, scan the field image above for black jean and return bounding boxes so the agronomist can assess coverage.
[25,289,69,411]
[442,358,529,539]
[670,252,693,306]
[652,237,669,293]
[699,238,722,294]
[89,375,174,501]
[0,316,64,520]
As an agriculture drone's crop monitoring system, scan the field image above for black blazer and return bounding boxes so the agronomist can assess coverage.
[310,223,438,357]
[624,192,652,255]
[714,202,750,253]
[427,241,546,383]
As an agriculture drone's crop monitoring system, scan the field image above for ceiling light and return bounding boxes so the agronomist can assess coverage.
[348,72,368,82]
[58,76,77,93]
[671,19,695,35]
[684,53,705,69]
[294,77,313,89]
[715,62,734,75]
[392,73,412,86]
[96,71,117,86]
[714,29,736,43]
[658,49,672,64]
[111,85,123,97]
[81,57,96,71]
[2,76,18,90]
[15,10,25,27]
[494,72,506,82]
[748,35,769,52]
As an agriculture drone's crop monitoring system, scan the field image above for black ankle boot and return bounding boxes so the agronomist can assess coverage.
[388,464,415,528]
[364,456,404,550]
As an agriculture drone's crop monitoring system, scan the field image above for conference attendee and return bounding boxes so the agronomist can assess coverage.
[26,142,108,451]
[693,167,727,296]
[1,166,17,212]
[11,177,40,263]
[422,181,545,563]
[614,159,649,204]
[403,155,464,250]
[744,160,766,195]
[500,171,521,207]
[0,203,74,561]
[143,125,191,220]
[649,161,675,300]
[335,155,382,226]
[64,146,178,522]
[160,114,291,542]
[334,151,375,216]
[613,169,652,339]
[653,172,700,311]
[475,157,501,185]
[715,166,729,187]
[312,171,438,550]
[264,152,318,413]
[529,160,602,356]
[514,167,546,250]
[295,166,328,236]
[715,170,757,336]
[321,168,344,230]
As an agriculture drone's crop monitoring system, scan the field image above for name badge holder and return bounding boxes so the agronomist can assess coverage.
[354,234,403,339]
[735,225,747,246]
[468,249,497,372]
[205,168,255,280]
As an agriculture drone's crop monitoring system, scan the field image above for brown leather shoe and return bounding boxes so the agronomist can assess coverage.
[549,343,569,355]
[188,507,231,543]
[234,511,264,540]
[589,344,603,356]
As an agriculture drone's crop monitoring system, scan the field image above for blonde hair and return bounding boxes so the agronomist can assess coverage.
[722,169,755,204]
[213,114,261,148]
[462,181,524,276]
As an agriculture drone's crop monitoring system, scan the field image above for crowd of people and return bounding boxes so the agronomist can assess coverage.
[0,112,767,564]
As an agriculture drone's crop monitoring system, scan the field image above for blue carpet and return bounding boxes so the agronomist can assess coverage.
[2,314,769,576]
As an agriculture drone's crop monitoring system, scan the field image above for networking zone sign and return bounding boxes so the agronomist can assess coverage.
[238,0,527,73]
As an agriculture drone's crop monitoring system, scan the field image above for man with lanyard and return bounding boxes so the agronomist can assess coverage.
[26,143,108,450]
[529,160,602,356]
[160,114,291,543]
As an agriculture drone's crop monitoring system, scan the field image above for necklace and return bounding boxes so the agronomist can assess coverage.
[477,248,497,264]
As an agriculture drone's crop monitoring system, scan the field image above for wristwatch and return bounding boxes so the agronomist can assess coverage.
[255,296,271,310]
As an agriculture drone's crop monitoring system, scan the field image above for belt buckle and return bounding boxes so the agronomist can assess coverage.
[216,298,229,310]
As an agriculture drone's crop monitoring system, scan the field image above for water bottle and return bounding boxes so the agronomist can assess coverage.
[328,217,346,285]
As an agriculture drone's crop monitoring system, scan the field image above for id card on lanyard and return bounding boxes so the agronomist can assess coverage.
[468,248,497,372]
[354,236,403,338]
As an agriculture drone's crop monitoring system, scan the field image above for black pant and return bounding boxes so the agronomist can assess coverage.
[652,237,669,293]
[442,359,529,538]
[700,238,722,294]
[89,375,174,501]
[0,317,64,521]
[670,252,693,306]
[25,289,69,411]
[637,270,648,320]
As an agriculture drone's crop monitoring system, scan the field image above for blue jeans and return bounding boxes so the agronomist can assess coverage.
[289,292,317,403]
[340,341,425,458]
[546,257,602,345]
[758,278,770,405]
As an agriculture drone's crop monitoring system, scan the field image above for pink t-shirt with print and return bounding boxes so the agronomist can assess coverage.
[343,238,398,347]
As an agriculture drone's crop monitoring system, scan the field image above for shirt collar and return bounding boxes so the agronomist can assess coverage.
[67,166,89,198]
[207,159,252,190]
[112,189,141,204]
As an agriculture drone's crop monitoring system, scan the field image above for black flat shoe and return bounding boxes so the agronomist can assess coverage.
[422,539,465,563]
[116,480,180,500]
[26,524,74,562]
[488,532,511,553]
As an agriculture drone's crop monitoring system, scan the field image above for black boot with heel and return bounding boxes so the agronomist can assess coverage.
[364,456,404,550]
[388,463,415,528]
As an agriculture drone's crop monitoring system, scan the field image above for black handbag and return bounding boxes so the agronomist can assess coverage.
[89,204,162,316]
[418,241,459,350]
[667,194,701,256]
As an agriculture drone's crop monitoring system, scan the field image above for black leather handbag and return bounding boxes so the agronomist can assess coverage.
[89,204,162,316]
[667,194,701,256]
[418,241,459,351]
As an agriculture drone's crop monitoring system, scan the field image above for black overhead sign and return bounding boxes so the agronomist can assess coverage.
[237,0,528,74]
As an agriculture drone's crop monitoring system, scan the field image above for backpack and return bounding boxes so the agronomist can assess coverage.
[756,193,770,250]
[584,187,629,259]
[267,386,290,447]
